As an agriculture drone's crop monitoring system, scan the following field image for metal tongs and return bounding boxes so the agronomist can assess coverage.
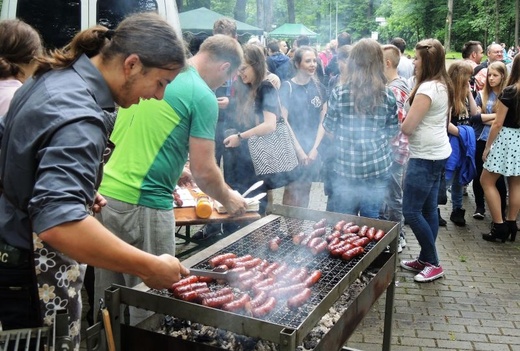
[188,268,241,281]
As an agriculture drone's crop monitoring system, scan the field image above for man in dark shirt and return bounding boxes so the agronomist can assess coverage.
[0,13,189,348]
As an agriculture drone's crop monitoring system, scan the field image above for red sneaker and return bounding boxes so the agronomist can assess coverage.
[414,263,444,282]
[400,258,425,273]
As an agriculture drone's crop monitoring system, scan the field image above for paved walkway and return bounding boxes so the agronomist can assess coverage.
[80,183,520,351]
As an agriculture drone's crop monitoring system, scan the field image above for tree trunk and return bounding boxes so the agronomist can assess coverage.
[444,0,453,51]
[234,0,247,23]
[515,0,520,47]
[287,0,295,23]
[257,0,264,30]
[495,0,500,43]
[264,0,273,32]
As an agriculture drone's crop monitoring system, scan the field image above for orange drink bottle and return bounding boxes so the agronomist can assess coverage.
[195,194,213,218]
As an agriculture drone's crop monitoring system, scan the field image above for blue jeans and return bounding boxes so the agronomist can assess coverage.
[403,158,447,266]
[329,173,389,219]
[447,168,463,210]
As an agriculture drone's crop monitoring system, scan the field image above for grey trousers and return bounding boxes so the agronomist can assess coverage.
[93,196,175,324]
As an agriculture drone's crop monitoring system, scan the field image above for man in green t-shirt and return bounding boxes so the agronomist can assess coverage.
[94,35,246,323]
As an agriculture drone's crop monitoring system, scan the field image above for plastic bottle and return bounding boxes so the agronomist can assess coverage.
[195,194,213,218]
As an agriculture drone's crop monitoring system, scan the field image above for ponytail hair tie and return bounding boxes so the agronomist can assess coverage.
[103,29,115,40]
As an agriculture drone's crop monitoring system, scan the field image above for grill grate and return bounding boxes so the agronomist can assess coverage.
[0,326,51,351]
[151,216,377,329]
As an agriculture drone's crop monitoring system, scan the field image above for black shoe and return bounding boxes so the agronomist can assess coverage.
[192,224,222,241]
[438,208,447,227]
[482,222,509,243]
[473,208,485,220]
[450,208,466,227]
[506,220,518,242]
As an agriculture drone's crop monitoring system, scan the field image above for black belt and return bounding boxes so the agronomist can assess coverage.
[0,239,30,267]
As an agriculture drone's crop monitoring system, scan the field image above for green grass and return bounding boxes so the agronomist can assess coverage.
[404,50,463,60]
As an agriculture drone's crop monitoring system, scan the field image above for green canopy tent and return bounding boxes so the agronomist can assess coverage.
[179,7,263,37]
[268,23,317,39]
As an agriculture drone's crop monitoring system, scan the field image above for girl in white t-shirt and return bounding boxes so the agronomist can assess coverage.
[400,38,454,283]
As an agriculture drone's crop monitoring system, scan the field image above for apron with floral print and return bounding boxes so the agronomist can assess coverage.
[33,233,85,351]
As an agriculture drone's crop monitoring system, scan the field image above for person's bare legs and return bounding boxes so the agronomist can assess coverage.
[481,169,503,223]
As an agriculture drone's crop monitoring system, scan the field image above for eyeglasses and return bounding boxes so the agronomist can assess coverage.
[491,51,503,55]
[239,64,251,73]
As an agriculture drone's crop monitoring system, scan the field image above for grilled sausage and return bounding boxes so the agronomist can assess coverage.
[268,236,281,251]
[311,240,328,255]
[313,218,327,229]
[223,254,254,268]
[252,277,276,294]
[358,225,369,237]
[333,220,347,231]
[209,253,237,268]
[248,290,268,309]
[178,287,211,302]
[172,282,208,297]
[252,296,277,317]
[201,293,235,308]
[366,227,376,240]
[341,222,355,233]
[330,243,355,257]
[287,288,312,309]
[198,288,234,301]
[222,293,251,312]
[269,283,307,298]
[374,229,386,241]
[234,257,263,269]
[345,225,360,234]
[341,247,364,261]
[289,268,308,283]
[351,237,371,247]
[309,227,327,239]
[292,231,306,245]
[326,230,342,242]
[170,275,198,291]
[304,270,322,287]
[263,262,280,276]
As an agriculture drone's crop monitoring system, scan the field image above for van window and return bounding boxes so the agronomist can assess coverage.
[13,0,160,49]
[16,0,81,49]
[97,0,158,29]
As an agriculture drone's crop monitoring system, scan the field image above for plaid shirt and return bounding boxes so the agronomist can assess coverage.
[388,78,410,165]
[323,83,398,179]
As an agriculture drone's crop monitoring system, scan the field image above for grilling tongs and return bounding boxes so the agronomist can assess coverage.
[188,268,240,281]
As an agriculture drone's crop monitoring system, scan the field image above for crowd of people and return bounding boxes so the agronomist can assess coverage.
[2,13,520,349]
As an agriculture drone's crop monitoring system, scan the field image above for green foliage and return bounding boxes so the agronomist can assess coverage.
[199,0,518,51]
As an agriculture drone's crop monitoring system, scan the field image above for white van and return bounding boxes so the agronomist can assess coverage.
[0,0,181,49]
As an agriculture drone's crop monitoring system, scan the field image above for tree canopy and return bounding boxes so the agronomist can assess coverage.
[176,0,519,51]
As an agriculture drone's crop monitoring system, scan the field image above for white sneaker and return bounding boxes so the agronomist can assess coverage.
[399,236,407,249]
[385,240,403,253]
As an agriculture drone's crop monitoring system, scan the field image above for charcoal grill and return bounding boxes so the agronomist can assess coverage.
[99,205,399,351]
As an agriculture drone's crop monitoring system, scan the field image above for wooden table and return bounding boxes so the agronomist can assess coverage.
[175,206,260,238]
[174,205,261,258]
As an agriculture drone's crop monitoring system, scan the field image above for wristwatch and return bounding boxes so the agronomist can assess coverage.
[237,132,243,140]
